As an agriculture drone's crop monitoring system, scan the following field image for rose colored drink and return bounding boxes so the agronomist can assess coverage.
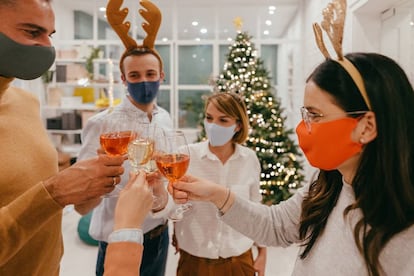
[155,153,190,182]
[100,131,133,156]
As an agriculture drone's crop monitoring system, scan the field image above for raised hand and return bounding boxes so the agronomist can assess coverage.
[43,154,126,206]
[169,174,223,204]
[113,171,153,230]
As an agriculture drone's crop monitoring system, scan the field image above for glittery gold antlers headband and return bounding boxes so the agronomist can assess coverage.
[106,0,163,70]
[313,0,372,110]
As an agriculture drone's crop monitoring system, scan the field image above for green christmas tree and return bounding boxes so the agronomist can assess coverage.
[198,31,304,204]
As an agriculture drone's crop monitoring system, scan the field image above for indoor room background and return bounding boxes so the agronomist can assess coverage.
[14,0,414,181]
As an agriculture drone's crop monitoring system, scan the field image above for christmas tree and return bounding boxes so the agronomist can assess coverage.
[198,30,304,204]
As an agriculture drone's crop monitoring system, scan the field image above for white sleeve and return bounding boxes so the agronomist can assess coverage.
[78,113,105,161]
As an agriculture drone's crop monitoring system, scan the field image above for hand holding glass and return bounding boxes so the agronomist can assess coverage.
[127,123,166,210]
[99,112,134,196]
[127,122,155,172]
[100,113,134,156]
[155,130,190,221]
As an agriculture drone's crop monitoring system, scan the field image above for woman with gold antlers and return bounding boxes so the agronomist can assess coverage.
[169,0,414,275]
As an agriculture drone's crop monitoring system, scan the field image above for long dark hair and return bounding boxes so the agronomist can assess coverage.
[299,53,414,276]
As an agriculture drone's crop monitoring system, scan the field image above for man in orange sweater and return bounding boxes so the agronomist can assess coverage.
[0,1,125,274]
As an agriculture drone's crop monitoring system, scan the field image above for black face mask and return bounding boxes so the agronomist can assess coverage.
[0,32,55,80]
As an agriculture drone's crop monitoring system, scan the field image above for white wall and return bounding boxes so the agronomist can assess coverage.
[380,2,414,84]
[51,2,75,41]
[297,0,407,72]
[281,0,410,181]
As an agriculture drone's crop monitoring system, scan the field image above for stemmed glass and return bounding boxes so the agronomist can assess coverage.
[127,122,155,173]
[99,112,134,196]
[127,122,166,210]
[154,130,191,221]
[100,112,134,156]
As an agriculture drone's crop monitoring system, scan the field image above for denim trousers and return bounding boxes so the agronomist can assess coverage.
[95,226,169,276]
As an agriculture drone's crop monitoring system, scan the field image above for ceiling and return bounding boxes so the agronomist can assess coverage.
[356,0,412,13]
[56,0,301,40]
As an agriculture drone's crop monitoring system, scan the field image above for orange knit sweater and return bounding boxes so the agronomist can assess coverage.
[0,77,63,275]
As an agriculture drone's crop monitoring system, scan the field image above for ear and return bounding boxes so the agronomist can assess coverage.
[121,74,126,85]
[235,121,242,133]
[355,111,377,144]
[160,71,165,82]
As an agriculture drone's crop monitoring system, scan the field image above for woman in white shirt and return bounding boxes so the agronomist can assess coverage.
[173,92,267,276]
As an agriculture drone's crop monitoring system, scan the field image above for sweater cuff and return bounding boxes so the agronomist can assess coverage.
[108,229,143,244]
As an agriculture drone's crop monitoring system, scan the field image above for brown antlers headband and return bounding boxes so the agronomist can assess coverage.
[106,0,163,69]
[313,0,372,110]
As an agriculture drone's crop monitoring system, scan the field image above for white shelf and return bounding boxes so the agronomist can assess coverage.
[61,144,82,158]
[43,104,104,111]
[55,58,86,63]
[53,82,122,88]
[55,58,119,64]
[47,129,82,135]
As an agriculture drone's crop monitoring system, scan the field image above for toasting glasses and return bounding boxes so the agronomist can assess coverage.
[154,130,191,221]
[127,122,167,210]
[99,112,134,197]
[127,122,155,173]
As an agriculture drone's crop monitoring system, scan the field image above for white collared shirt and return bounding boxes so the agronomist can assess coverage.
[174,141,262,259]
[77,96,173,241]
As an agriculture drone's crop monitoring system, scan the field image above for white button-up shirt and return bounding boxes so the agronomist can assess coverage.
[174,141,262,259]
[77,96,173,241]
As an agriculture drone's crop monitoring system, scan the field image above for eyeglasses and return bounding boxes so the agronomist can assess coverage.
[300,106,368,133]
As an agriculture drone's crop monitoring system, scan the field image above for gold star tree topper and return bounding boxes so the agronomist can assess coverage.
[233,16,243,31]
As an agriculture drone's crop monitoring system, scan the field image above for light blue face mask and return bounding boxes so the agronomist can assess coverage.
[0,33,55,80]
[204,120,237,147]
[127,80,160,105]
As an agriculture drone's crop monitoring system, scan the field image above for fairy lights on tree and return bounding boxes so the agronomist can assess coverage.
[199,26,304,204]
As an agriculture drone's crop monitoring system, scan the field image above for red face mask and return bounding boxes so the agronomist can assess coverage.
[295,118,362,170]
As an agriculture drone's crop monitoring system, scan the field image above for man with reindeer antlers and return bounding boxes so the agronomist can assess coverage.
[91,0,414,275]
[74,1,173,275]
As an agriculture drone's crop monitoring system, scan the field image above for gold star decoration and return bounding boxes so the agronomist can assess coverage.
[233,16,243,31]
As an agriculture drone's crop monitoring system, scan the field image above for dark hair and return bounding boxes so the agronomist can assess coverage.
[299,53,414,276]
[0,0,16,7]
[0,0,51,6]
[119,47,162,76]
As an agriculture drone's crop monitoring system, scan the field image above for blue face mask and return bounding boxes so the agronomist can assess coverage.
[0,32,55,80]
[204,120,237,147]
[127,80,160,105]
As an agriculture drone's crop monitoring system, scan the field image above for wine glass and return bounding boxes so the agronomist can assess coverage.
[154,130,191,221]
[99,112,134,196]
[100,112,134,156]
[127,122,166,210]
[127,122,155,173]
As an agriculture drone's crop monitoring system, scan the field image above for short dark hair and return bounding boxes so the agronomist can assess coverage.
[0,0,52,7]
[0,0,16,6]
[119,47,163,76]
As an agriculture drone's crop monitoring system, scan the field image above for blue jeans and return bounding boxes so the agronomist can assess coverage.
[96,226,169,276]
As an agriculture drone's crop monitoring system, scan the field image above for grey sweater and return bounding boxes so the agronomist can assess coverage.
[223,182,414,275]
